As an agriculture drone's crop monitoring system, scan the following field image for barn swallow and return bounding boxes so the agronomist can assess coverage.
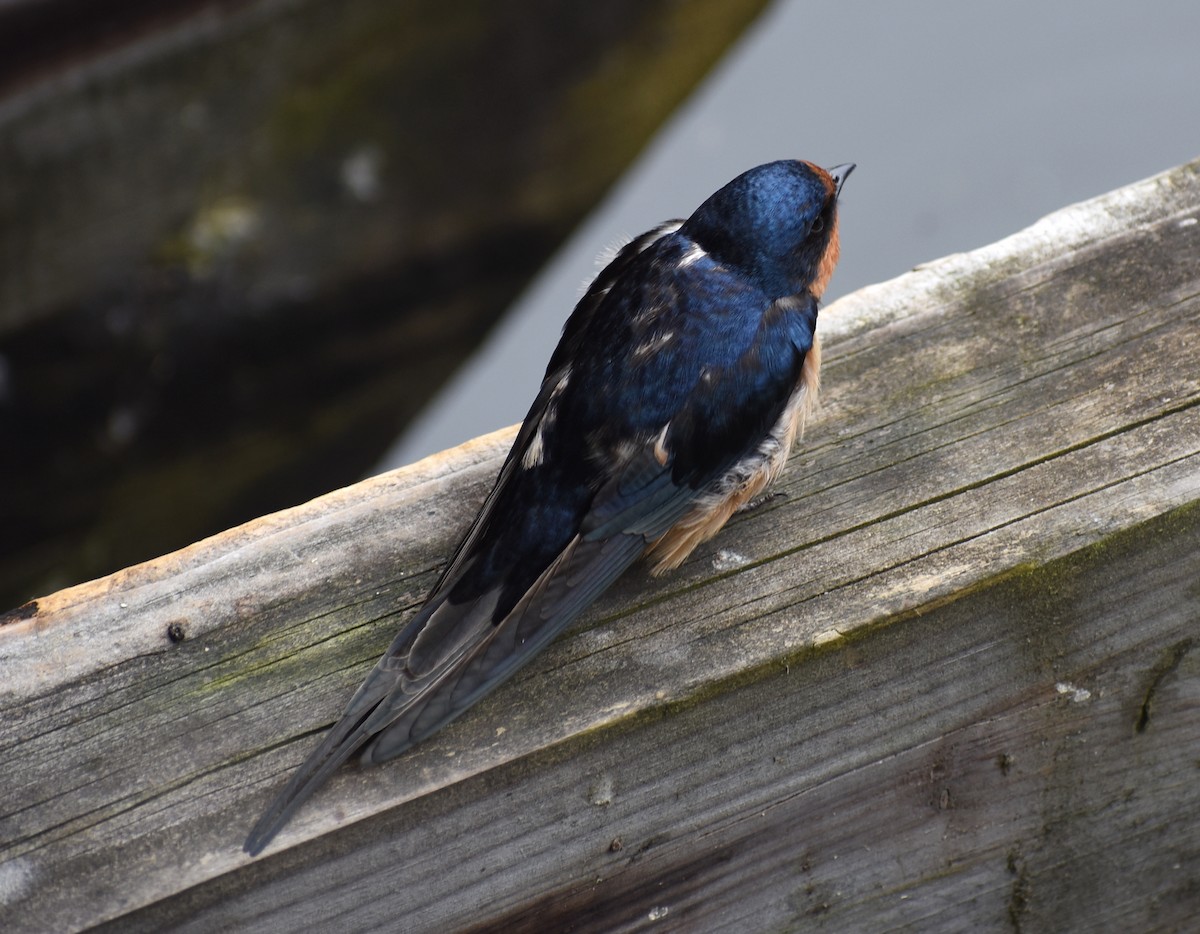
[245,159,853,855]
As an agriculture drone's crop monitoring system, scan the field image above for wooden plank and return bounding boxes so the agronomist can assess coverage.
[2,158,1199,932]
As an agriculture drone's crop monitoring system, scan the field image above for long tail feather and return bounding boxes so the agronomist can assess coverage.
[243,667,397,856]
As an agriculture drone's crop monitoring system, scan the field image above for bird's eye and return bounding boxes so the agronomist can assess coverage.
[810,216,825,234]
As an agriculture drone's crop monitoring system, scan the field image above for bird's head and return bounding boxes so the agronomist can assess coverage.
[679,159,854,301]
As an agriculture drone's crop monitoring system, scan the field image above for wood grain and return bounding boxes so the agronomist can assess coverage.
[2,158,1198,933]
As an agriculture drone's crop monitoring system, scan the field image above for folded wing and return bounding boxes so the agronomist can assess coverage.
[245,226,814,855]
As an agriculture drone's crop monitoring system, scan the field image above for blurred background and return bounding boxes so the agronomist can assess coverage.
[2,0,1197,610]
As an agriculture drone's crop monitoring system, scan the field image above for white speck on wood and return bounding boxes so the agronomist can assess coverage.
[1056,681,1092,703]
[712,548,751,571]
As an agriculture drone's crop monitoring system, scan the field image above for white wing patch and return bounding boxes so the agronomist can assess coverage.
[521,369,572,469]
[652,422,671,467]
[640,220,684,247]
[521,426,547,471]
[677,242,707,268]
[633,330,676,360]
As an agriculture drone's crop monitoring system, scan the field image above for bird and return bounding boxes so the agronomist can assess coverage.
[244,158,854,855]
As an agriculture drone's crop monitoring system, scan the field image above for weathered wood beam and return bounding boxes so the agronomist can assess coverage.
[2,158,1198,932]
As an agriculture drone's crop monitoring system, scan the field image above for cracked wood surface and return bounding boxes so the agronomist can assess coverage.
[2,158,1199,932]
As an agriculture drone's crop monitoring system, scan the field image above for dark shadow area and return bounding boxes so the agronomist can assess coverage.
[0,0,768,607]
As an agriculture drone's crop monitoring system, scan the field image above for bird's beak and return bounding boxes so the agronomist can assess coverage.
[827,163,855,197]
